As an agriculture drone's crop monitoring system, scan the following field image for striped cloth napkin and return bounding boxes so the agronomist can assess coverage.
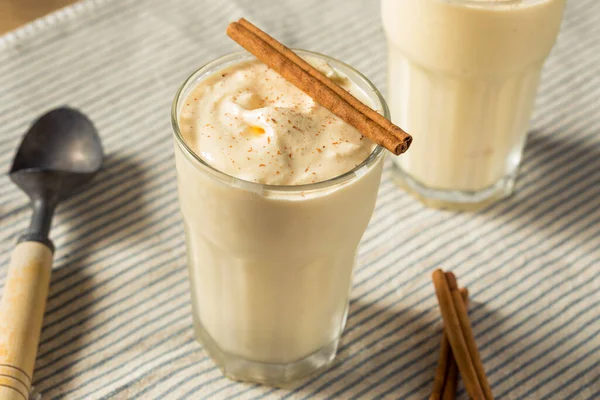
[0,0,598,398]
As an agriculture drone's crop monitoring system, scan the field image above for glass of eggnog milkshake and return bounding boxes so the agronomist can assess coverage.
[172,50,387,384]
[382,0,566,209]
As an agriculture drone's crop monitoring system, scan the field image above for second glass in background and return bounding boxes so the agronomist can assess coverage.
[172,51,388,385]
[382,0,566,209]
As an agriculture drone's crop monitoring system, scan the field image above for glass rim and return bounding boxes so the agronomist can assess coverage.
[171,49,388,193]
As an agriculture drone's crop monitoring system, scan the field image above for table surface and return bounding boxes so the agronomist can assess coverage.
[0,0,75,34]
[0,0,598,399]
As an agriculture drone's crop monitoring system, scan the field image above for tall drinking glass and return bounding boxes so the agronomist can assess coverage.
[382,0,566,209]
[172,51,388,384]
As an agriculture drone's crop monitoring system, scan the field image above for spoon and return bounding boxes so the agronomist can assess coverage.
[0,107,103,399]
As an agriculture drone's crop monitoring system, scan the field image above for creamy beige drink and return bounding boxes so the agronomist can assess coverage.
[382,0,565,207]
[178,58,375,185]
[172,51,386,383]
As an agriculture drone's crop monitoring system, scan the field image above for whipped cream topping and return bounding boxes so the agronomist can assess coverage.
[178,58,375,185]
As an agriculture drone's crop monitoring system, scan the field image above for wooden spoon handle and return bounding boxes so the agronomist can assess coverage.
[0,241,53,400]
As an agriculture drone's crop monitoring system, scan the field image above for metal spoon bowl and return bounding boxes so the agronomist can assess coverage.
[9,107,103,246]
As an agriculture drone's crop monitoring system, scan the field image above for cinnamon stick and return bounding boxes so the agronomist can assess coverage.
[226,20,412,155]
[237,18,411,145]
[432,270,485,400]
[442,352,459,400]
[431,330,451,400]
[431,288,469,400]
[446,272,494,400]
[442,288,469,400]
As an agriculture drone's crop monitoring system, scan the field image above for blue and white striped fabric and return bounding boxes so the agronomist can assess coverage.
[0,0,598,398]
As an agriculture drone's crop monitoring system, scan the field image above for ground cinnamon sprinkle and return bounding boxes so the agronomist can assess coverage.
[187,20,408,186]
[226,19,412,155]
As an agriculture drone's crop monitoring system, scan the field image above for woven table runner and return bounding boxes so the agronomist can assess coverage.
[0,0,598,398]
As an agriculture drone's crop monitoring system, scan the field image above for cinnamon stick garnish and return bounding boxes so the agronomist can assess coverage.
[226,20,412,155]
[431,288,468,400]
[237,18,410,145]
[432,270,485,400]
[446,272,494,400]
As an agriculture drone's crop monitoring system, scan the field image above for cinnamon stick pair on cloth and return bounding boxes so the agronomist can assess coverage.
[226,18,412,156]
[431,270,494,400]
